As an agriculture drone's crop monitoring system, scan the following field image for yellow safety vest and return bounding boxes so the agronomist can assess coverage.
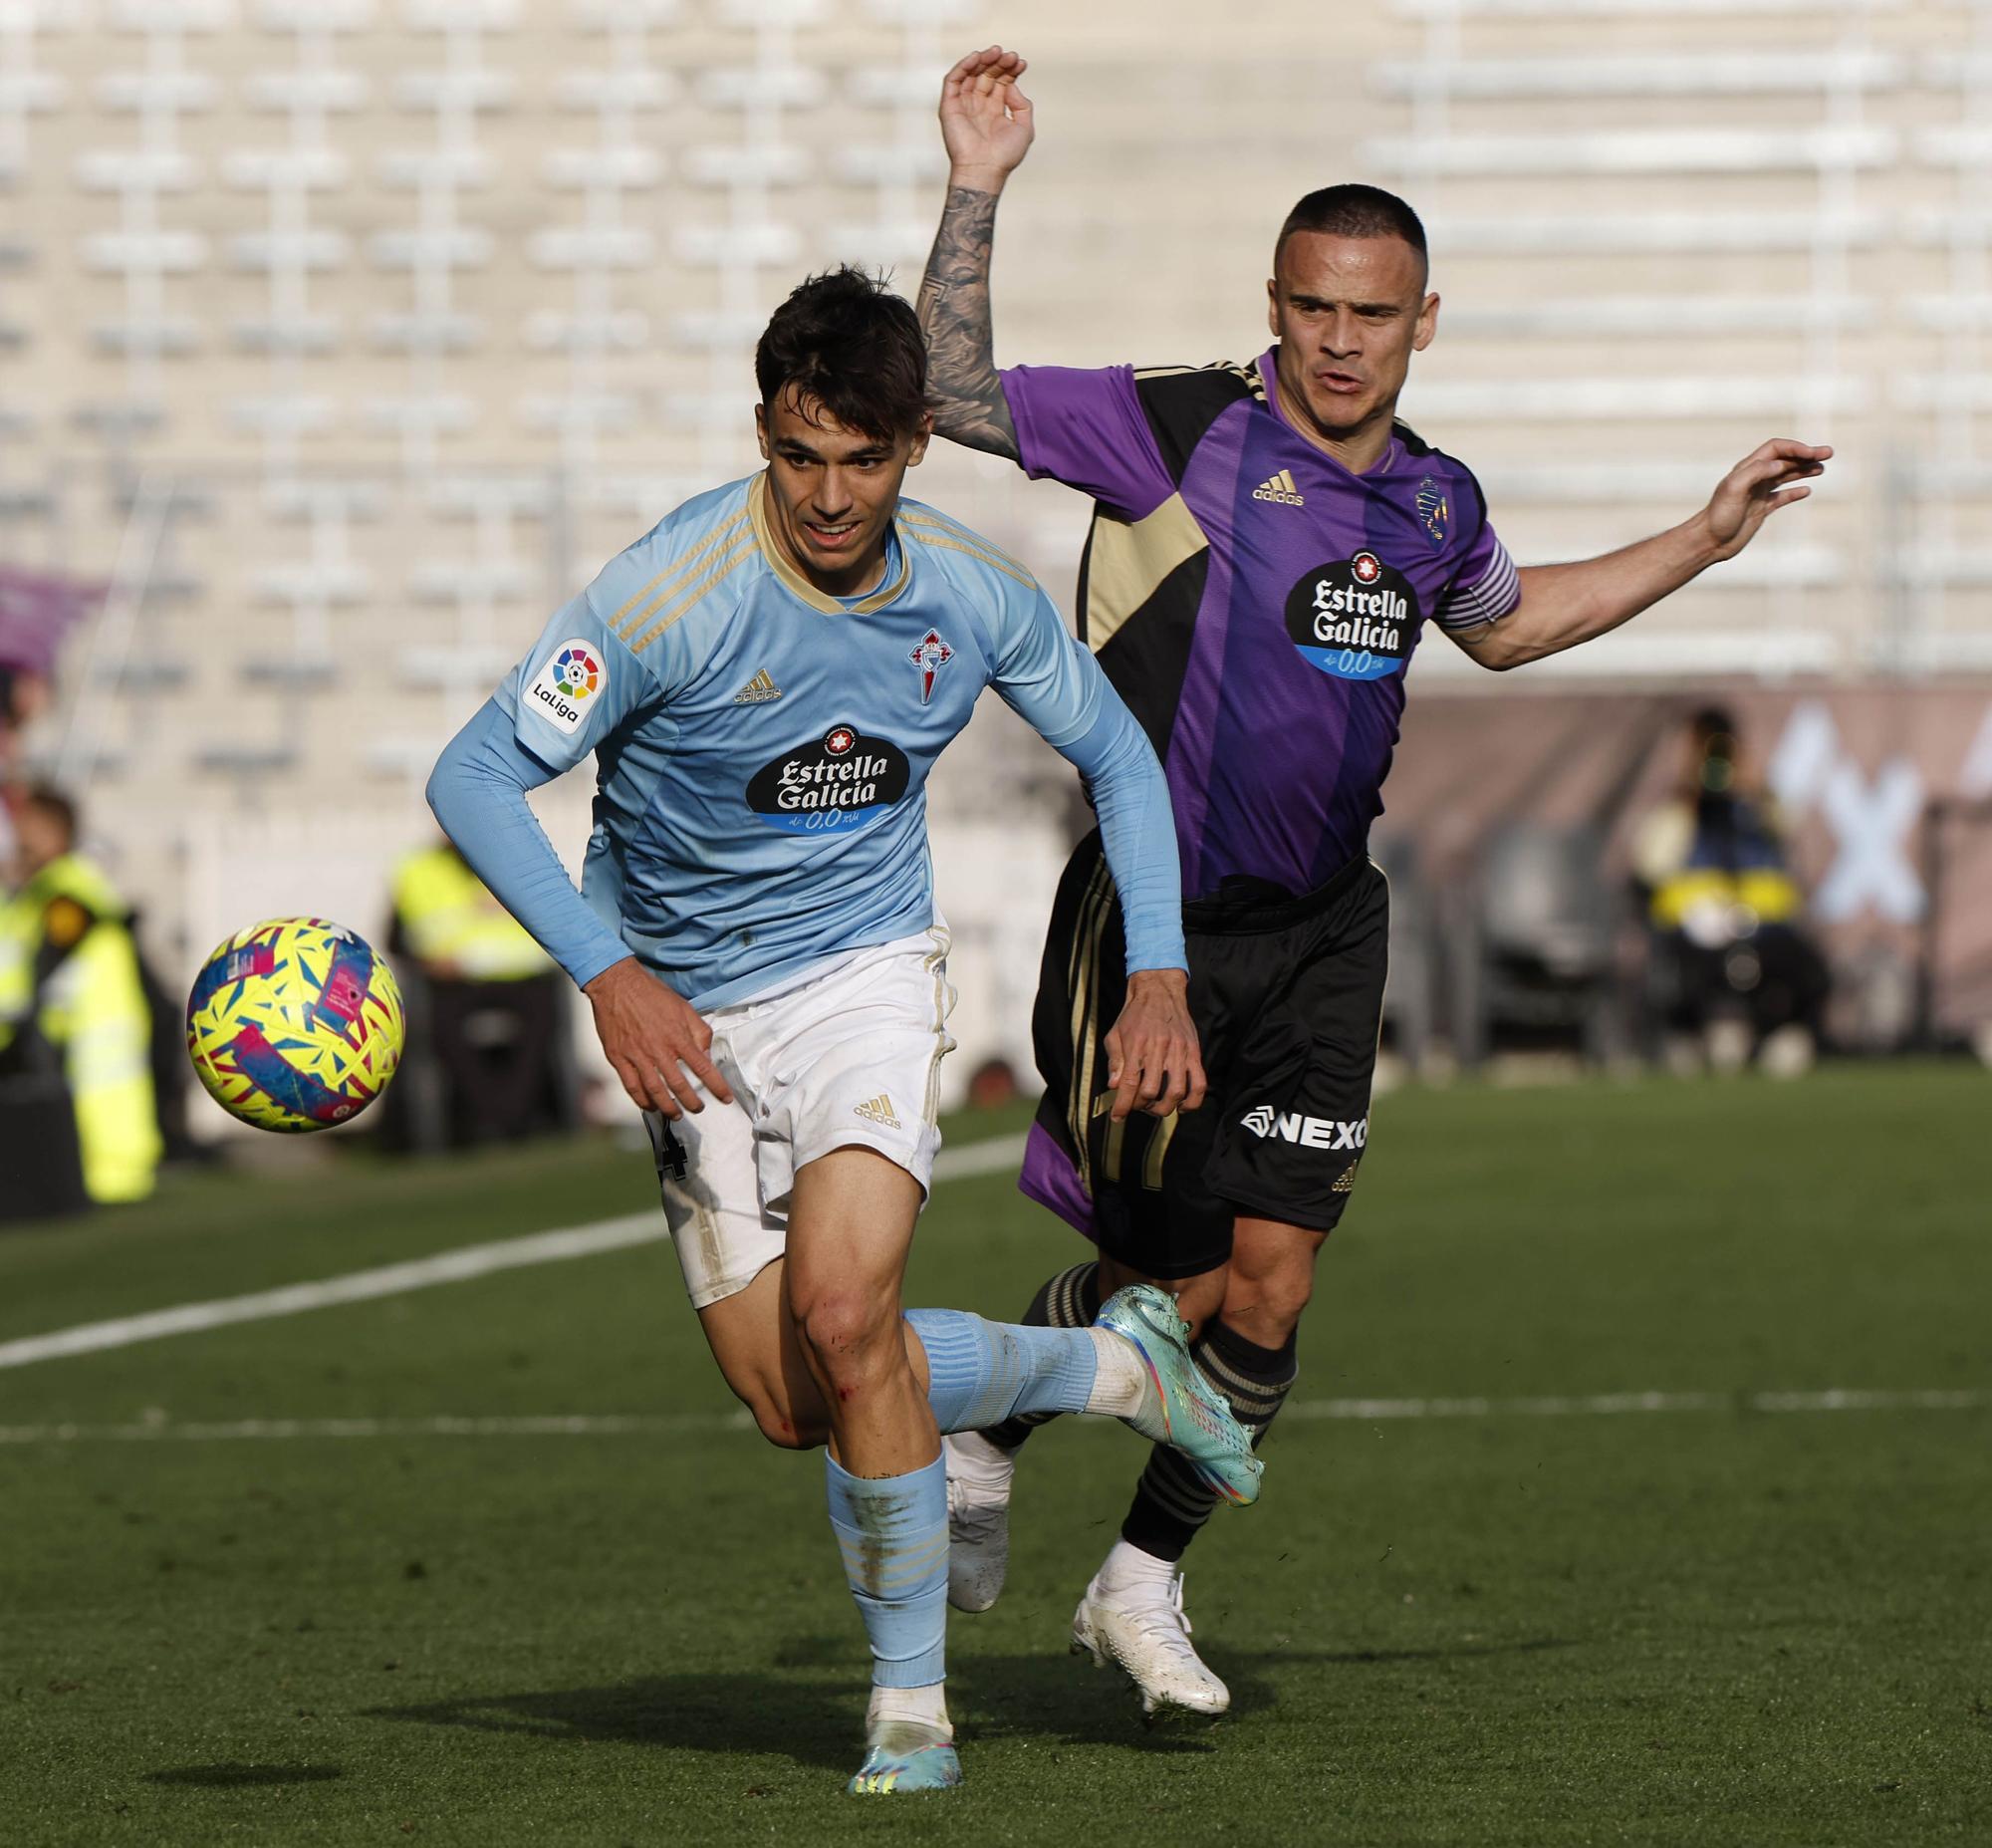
[0,854,161,1204]
[391,846,552,982]
[1649,867,1804,932]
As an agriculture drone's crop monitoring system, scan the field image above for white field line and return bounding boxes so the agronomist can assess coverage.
[0,1388,1984,1447]
[0,1132,1032,1374]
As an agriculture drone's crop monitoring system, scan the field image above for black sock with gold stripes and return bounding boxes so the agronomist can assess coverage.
[1120,1317,1298,1562]
[977,1261,1102,1452]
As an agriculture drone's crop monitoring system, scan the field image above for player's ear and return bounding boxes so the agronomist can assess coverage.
[754,400,771,461]
[1266,276,1280,339]
[1412,292,1440,353]
[906,413,933,467]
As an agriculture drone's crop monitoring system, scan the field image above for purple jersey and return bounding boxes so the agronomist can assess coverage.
[1002,350,1519,898]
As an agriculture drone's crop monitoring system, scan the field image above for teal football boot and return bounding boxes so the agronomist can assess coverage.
[847,1720,962,1795]
[1096,1283,1263,1506]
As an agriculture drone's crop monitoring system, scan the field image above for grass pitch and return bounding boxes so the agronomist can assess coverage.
[2,1066,1989,1845]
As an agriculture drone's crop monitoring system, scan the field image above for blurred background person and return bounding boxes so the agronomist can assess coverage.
[382,835,579,1154]
[1632,706,1831,1076]
[0,781,162,1216]
[0,667,53,877]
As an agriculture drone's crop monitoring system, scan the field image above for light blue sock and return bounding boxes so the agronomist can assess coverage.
[904,1309,1100,1434]
[825,1452,949,1690]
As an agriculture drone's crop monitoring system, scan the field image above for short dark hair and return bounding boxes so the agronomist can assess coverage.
[755,266,928,442]
[22,779,78,847]
[1277,184,1428,269]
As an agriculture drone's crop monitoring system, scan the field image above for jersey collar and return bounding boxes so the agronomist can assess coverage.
[748,472,913,616]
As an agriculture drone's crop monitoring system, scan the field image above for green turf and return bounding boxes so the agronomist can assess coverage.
[2,1069,1989,1844]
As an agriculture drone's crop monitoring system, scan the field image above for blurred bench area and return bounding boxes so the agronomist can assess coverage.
[1375,684,1992,1079]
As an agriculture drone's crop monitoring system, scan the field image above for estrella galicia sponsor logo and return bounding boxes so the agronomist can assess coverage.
[527,638,606,734]
[746,723,911,834]
[1240,1103,1369,1151]
[1283,553,1418,681]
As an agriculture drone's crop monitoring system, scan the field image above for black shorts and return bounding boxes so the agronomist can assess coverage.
[1020,831,1388,1280]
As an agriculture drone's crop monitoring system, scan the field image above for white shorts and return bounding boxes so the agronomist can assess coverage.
[644,926,957,1309]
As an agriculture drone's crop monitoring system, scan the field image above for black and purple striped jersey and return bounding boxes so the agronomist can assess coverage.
[1001,349,1520,899]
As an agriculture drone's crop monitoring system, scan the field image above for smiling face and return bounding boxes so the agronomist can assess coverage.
[755,389,930,597]
[1266,231,1438,471]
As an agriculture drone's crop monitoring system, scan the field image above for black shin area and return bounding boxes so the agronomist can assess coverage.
[1119,1317,1299,1561]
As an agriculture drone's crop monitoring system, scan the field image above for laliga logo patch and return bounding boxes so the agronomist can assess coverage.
[1415,474,1450,552]
[1284,554,1419,681]
[528,638,607,735]
[746,723,912,835]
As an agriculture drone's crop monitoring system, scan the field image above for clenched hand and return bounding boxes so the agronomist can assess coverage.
[1103,967,1207,1122]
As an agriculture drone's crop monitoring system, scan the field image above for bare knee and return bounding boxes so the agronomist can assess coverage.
[793,1291,906,1396]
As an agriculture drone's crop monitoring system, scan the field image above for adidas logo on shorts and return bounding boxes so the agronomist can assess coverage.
[1253,468,1304,507]
[854,1093,901,1130]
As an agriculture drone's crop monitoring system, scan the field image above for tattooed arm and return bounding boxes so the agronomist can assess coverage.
[918,47,1036,458]
[919,185,1017,456]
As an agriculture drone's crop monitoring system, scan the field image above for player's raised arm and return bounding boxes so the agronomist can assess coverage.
[917,47,1033,457]
[1447,438,1834,671]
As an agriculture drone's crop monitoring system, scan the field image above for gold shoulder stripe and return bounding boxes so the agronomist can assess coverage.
[903,526,1037,589]
[628,538,757,650]
[610,507,752,639]
[901,522,1037,590]
[895,506,1036,583]
[1132,364,1196,382]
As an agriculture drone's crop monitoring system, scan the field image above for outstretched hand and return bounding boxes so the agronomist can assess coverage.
[1701,438,1833,561]
[1103,968,1207,1122]
[939,45,1034,185]
[584,956,735,1120]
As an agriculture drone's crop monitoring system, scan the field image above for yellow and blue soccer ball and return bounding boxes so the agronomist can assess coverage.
[185,918,405,1133]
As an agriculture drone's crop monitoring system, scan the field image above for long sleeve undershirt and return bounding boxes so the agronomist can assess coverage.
[426,689,1185,1001]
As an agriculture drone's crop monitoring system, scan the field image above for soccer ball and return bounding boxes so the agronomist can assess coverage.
[185,918,405,1133]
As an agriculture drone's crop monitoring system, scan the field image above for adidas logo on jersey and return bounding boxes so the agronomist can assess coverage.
[733,667,783,704]
[854,1093,901,1130]
[1253,469,1305,507]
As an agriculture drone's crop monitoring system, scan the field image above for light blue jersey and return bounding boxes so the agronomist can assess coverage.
[429,472,1184,1009]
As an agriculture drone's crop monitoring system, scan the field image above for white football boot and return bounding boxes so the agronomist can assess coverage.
[943,1430,1015,1614]
[1071,1556,1230,1721]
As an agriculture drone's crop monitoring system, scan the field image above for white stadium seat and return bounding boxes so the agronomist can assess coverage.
[1373,51,1905,97]
[1425,211,1885,254]
[1364,128,1897,177]
[369,312,483,354]
[523,310,651,354]
[89,319,201,358]
[1402,378,1869,419]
